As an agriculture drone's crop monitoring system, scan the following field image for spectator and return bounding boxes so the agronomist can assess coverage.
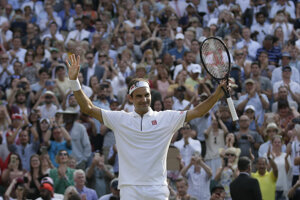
[107,144,119,176]
[169,178,197,200]
[98,178,120,200]
[86,152,115,197]
[168,33,188,63]
[256,35,281,65]
[65,18,90,46]
[273,65,300,104]
[288,175,300,200]
[210,184,226,200]
[272,86,298,113]
[62,108,91,169]
[8,37,27,64]
[250,12,270,44]
[290,124,300,198]
[174,123,201,166]
[7,126,39,171]
[252,154,278,200]
[214,147,239,200]
[73,169,97,200]
[230,157,262,200]
[234,115,263,159]
[180,154,212,200]
[4,178,27,200]
[33,91,59,119]
[204,115,228,176]
[49,150,75,195]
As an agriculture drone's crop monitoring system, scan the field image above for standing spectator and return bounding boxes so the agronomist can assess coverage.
[237,78,269,127]
[252,153,278,200]
[7,126,39,171]
[273,65,300,104]
[271,52,300,85]
[290,125,300,198]
[234,115,263,159]
[210,184,226,200]
[230,157,262,200]
[174,123,201,166]
[62,108,91,169]
[236,27,261,61]
[86,152,115,197]
[98,178,120,200]
[169,178,197,200]
[65,18,90,46]
[49,150,75,195]
[108,144,119,176]
[204,115,228,177]
[214,147,239,200]
[8,37,27,64]
[33,91,59,119]
[73,169,98,200]
[181,154,212,200]
[168,33,187,62]
[271,135,291,200]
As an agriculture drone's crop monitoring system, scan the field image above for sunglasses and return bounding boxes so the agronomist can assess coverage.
[86,57,93,59]
[59,152,68,156]
[225,153,236,157]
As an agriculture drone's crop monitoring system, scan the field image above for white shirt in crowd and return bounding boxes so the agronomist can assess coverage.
[273,80,300,102]
[65,29,90,46]
[236,39,261,61]
[271,66,300,85]
[174,137,201,166]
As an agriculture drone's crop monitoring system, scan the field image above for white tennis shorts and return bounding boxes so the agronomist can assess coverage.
[120,185,169,200]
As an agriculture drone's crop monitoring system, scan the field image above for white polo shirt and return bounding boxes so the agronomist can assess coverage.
[101,108,186,187]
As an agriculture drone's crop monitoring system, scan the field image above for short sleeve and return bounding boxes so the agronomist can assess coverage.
[163,110,187,134]
[101,109,124,131]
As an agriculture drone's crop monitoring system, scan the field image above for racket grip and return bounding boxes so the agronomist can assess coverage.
[226,97,239,121]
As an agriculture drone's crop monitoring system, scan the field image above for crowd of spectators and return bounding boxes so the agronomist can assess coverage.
[1,0,300,199]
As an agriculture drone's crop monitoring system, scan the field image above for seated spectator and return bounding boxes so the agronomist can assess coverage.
[277,99,297,134]
[64,18,90,46]
[7,126,39,171]
[40,154,54,176]
[180,154,212,200]
[98,178,120,200]
[169,178,197,200]
[243,105,261,134]
[63,186,79,200]
[252,154,278,200]
[272,85,298,113]
[26,154,44,199]
[49,150,75,195]
[86,152,115,197]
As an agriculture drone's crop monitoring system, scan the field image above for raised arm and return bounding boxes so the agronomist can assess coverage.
[185,81,225,122]
[66,54,103,124]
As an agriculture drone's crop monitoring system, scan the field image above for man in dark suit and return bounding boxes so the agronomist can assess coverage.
[230,157,262,200]
[80,51,105,86]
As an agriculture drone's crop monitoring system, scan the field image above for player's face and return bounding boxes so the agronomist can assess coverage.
[130,87,151,115]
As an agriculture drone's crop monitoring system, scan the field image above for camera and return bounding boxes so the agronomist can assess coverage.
[17,82,26,89]
[45,80,54,86]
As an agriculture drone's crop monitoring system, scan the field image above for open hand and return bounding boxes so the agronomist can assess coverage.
[66,54,80,80]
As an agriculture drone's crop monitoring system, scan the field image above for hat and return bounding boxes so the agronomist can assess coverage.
[40,183,54,196]
[40,118,50,124]
[282,52,291,58]
[210,183,224,194]
[50,47,59,53]
[110,178,119,189]
[245,78,255,84]
[198,36,206,43]
[190,64,201,74]
[12,113,23,120]
[175,33,184,40]
[44,90,55,96]
[41,177,54,186]
[266,122,279,132]
[187,3,195,8]
[61,107,78,114]
[282,65,291,72]
[245,105,255,112]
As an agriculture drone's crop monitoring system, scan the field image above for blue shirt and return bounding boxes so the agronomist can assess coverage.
[49,140,72,167]
[256,46,281,64]
[77,186,98,200]
[168,47,187,60]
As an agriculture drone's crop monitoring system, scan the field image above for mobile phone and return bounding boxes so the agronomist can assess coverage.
[224,157,228,166]
[45,80,54,86]
[11,156,17,164]
[40,146,48,155]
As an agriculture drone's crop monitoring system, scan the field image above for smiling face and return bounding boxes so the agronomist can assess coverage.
[129,87,151,115]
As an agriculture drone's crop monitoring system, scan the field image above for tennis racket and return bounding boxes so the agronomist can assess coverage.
[200,37,239,121]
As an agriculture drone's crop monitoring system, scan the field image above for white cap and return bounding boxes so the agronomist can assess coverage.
[44,90,55,96]
[175,33,184,40]
[245,105,255,112]
[190,64,201,74]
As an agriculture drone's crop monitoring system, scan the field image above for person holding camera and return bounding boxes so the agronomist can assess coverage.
[180,154,212,200]
[4,177,27,200]
[214,148,239,200]
[33,90,59,119]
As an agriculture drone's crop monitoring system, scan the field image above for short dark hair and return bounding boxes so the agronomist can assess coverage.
[39,68,49,75]
[175,177,188,186]
[251,61,260,68]
[237,156,251,171]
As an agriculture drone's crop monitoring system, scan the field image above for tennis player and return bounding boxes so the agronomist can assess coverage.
[66,54,227,200]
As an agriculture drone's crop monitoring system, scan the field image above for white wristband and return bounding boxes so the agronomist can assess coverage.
[69,79,81,91]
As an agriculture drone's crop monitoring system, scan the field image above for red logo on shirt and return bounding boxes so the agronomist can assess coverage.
[152,120,157,125]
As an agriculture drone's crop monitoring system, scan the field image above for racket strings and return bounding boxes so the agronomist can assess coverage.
[201,39,230,79]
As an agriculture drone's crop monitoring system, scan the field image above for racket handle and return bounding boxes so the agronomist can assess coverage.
[226,97,239,121]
